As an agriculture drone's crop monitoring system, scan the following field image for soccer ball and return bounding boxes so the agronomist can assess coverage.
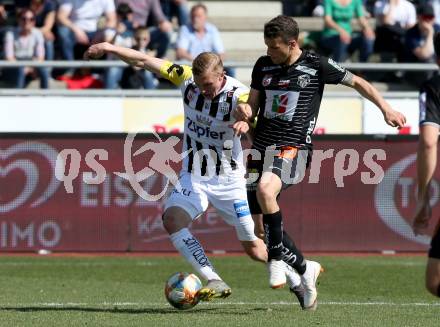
[164,272,202,310]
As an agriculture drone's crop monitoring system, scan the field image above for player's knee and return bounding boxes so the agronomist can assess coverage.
[162,213,178,234]
[162,208,190,234]
[256,184,276,204]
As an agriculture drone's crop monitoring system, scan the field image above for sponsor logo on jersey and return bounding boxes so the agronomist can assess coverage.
[262,65,281,71]
[227,90,235,97]
[328,58,345,73]
[233,200,251,218]
[278,79,290,87]
[262,74,272,87]
[196,114,213,126]
[306,117,316,143]
[264,90,299,121]
[295,65,317,76]
[297,74,311,88]
[271,93,289,113]
[187,89,195,102]
[187,117,226,140]
[219,102,230,114]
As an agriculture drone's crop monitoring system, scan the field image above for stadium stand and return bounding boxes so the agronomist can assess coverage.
[0,0,432,90]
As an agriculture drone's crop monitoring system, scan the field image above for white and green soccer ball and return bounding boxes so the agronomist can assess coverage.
[164,272,202,310]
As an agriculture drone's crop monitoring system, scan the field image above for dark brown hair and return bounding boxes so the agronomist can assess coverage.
[264,15,299,43]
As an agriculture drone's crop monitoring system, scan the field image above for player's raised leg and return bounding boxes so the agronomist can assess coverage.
[162,173,232,301]
[163,206,231,301]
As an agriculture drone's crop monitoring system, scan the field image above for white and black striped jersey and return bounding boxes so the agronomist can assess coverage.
[250,51,348,152]
[159,61,249,177]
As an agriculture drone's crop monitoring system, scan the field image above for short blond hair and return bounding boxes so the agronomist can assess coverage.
[192,52,224,77]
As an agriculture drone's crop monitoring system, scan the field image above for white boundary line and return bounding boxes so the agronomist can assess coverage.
[1,301,438,307]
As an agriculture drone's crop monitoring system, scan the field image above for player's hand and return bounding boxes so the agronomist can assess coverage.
[412,198,432,236]
[383,109,406,128]
[231,121,250,137]
[232,103,253,122]
[84,42,112,60]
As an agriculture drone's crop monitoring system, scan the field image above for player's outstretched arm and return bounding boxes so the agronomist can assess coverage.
[413,124,439,235]
[84,42,165,76]
[342,73,407,128]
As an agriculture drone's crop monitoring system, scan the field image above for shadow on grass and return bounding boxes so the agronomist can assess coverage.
[0,306,259,315]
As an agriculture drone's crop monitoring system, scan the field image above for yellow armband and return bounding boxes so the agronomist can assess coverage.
[159,61,193,86]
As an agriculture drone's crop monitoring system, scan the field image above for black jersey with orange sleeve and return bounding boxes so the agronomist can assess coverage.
[250,50,348,152]
[419,73,440,128]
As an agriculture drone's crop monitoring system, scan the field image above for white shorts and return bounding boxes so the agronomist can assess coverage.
[164,172,257,242]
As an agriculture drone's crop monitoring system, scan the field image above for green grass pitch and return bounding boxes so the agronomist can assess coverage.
[0,255,438,326]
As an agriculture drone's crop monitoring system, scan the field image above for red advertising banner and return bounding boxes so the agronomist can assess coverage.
[0,135,434,252]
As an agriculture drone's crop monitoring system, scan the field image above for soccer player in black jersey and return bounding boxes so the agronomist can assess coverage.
[412,32,440,298]
[233,15,406,310]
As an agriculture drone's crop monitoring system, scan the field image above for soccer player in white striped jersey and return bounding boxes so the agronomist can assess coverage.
[84,43,303,303]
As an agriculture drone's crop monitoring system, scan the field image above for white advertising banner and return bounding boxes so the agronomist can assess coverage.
[363,99,419,135]
[0,97,123,132]
[0,95,417,134]
[316,98,363,134]
[122,97,183,133]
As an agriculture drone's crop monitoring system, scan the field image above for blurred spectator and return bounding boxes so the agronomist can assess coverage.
[176,4,222,60]
[282,0,318,16]
[374,0,417,61]
[420,0,440,25]
[0,3,6,25]
[160,0,189,26]
[57,0,116,61]
[320,0,375,62]
[119,27,158,89]
[3,8,49,88]
[116,0,172,58]
[0,0,17,26]
[104,3,134,89]
[176,3,234,76]
[16,0,56,60]
[404,3,440,85]
[364,0,377,16]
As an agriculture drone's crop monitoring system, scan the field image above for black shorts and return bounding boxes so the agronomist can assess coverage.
[246,147,311,215]
[428,220,440,259]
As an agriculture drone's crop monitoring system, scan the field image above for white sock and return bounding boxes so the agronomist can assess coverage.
[285,263,301,288]
[170,228,221,281]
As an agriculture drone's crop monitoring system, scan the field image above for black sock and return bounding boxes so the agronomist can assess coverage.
[282,231,306,275]
[263,211,283,260]
[437,284,440,298]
